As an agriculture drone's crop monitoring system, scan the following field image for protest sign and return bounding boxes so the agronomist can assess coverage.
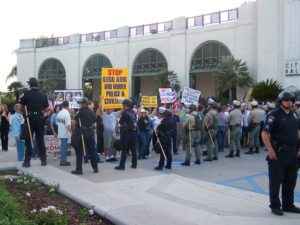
[181,87,201,106]
[54,90,83,109]
[141,96,158,108]
[101,68,129,110]
[159,88,177,104]
[45,135,59,154]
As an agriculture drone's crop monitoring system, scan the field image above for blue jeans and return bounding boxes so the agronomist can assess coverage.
[217,126,225,152]
[60,138,68,162]
[138,131,147,158]
[15,137,25,161]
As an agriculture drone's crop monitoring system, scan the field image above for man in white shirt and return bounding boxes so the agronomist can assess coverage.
[56,101,72,166]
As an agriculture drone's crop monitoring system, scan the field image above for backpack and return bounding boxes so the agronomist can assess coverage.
[194,113,203,130]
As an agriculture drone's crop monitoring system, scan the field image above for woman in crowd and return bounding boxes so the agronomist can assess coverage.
[0,104,10,151]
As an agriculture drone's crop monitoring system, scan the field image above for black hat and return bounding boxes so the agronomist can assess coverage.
[27,77,38,87]
[122,99,133,108]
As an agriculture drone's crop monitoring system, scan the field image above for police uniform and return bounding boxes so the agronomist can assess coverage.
[153,108,173,170]
[20,78,49,167]
[247,102,266,154]
[227,101,242,158]
[203,104,218,161]
[182,107,201,166]
[71,101,98,174]
[115,104,138,170]
[263,92,300,215]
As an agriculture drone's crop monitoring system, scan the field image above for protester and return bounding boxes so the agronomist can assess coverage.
[137,108,151,159]
[9,104,25,161]
[56,101,72,166]
[0,104,10,152]
[50,105,61,137]
[216,105,227,152]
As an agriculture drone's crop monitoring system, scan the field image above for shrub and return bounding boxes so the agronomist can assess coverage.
[251,79,282,102]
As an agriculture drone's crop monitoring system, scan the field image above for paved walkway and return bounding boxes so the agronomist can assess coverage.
[0,147,299,225]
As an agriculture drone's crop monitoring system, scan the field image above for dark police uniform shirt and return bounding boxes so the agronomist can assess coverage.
[119,109,137,133]
[75,107,96,137]
[263,107,300,148]
[20,88,49,114]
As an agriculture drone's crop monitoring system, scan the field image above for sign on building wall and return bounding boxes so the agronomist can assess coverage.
[101,68,129,109]
[181,87,201,106]
[159,88,177,104]
[285,60,300,76]
[141,96,158,108]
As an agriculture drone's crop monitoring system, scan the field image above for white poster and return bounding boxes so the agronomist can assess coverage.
[181,87,201,106]
[159,88,177,104]
[54,90,83,109]
[45,135,59,153]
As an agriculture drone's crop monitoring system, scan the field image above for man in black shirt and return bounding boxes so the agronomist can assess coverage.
[20,77,49,167]
[262,91,300,216]
[115,99,137,170]
[71,97,98,175]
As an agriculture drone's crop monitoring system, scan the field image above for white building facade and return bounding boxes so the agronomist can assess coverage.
[16,0,300,99]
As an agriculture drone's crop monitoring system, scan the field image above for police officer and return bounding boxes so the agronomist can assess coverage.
[262,91,300,215]
[181,105,201,166]
[153,107,173,170]
[226,100,242,158]
[203,100,218,161]
[20,77,49,167]
[115,99,138,170]
[246,100,266,154]
[71,97,98,175]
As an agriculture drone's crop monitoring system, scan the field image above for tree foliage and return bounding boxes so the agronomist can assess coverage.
[251,79,282,102]
[216,57,253,101]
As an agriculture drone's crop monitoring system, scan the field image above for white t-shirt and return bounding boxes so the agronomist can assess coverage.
[56,108,71,139]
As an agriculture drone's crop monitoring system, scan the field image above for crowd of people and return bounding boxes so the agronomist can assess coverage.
[2,90,297,170]
[1,77,300,216]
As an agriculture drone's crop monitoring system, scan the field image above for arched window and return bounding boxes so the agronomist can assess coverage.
[82,54,112,80]
[38,58,66,90]
[133,48,168,76]
[190,41,231,73]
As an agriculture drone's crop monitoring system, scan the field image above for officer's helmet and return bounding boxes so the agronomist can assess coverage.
[122,99,133,108]
[277,91,295,103]
[27,77,38,87]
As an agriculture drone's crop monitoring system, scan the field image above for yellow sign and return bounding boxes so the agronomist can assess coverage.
[101,68,129,110]
[141,96,158,108]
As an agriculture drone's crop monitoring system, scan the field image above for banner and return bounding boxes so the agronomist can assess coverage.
[54,90,83,109]
[101,68,129,110]
[181,87,201,106]
[45,135,59,153]
[141,96,158,108]
[159,88,177,104]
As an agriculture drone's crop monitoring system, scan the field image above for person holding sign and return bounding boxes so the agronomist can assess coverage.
[115,99,138,170]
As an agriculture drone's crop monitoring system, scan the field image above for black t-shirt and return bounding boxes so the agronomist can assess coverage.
[20,88,48,113]
[263,107,300,147]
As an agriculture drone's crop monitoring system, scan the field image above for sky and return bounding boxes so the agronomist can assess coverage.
[0,0,254,91]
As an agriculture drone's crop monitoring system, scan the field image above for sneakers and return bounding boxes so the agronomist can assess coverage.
[154,166,163,171]
[114,166,125,170]
[194,160,201,165]
[271,208,284,216]
[283,205,300,214]
[22,162,31,168]
[60,161,71,166]
[181,161,190,166]
[71,170,83,175]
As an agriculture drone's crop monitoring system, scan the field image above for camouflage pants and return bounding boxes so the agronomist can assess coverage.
[184,130,201,162]
[249,125,260,148]
[229,126,241,152]
[205,129,217,160]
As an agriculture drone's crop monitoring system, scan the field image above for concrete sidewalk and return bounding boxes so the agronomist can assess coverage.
[0,159,299,225]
